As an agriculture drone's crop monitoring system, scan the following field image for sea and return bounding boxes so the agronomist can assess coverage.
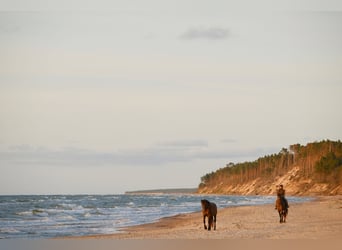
[0,194,311,239]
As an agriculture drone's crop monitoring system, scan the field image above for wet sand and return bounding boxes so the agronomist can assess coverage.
[71,195,342,239]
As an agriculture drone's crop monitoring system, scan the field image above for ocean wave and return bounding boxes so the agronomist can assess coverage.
[0,228,21,234]
[32,209,48,217]
[16,211,32,216]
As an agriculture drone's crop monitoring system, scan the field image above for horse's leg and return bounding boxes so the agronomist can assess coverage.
[279,211,282,223]
[283,209,287,223]
[208,216,212,231]
[203,215,207,230]
[281,210,286,223]
[213,215,216,230]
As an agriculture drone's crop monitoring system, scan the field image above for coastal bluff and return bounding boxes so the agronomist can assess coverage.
[198,140,342,196]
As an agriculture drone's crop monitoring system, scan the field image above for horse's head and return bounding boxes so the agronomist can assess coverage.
[201,199,210,210]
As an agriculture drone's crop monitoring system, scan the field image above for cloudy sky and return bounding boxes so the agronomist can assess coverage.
[1,1,342,194]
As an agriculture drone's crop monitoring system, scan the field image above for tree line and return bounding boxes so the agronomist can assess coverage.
[199,140,342,191]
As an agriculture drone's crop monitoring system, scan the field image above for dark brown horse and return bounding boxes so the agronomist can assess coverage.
[275,197,288,223]
[201,199,217,231]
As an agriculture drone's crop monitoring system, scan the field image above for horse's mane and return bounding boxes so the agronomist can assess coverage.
[201,199,210,208]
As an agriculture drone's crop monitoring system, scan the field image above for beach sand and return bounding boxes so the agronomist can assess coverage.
[72,195,342,239]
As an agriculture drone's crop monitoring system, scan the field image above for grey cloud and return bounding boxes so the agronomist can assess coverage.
[180,27,230,40]
[0,21,21,35]
[0,25,20,35]
[0,143,271,167]
[8,144,33,151]
[0,145,212,167]
[157,139,208,148]
[221,139,237,144]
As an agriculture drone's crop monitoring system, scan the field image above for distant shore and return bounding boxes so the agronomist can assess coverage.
[70,195,342,239]
[125,188,198,195]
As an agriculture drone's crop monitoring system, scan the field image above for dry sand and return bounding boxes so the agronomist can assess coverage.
[72,195,342,239]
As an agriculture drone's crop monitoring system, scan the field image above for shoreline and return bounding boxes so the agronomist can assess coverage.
[65,195,342,239]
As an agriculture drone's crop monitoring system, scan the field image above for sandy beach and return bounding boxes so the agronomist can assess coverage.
[73,195,342,240]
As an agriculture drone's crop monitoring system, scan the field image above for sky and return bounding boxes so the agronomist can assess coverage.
[1,1,342,194]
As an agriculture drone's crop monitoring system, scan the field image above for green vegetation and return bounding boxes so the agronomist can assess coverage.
[314,150,342,184]
[315,152,342,173]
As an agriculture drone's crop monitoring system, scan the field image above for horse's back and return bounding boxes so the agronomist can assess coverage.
[211,202,217,215]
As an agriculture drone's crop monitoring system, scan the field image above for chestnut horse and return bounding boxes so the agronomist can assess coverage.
[201,199,217,231]
[275,197,288,223]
